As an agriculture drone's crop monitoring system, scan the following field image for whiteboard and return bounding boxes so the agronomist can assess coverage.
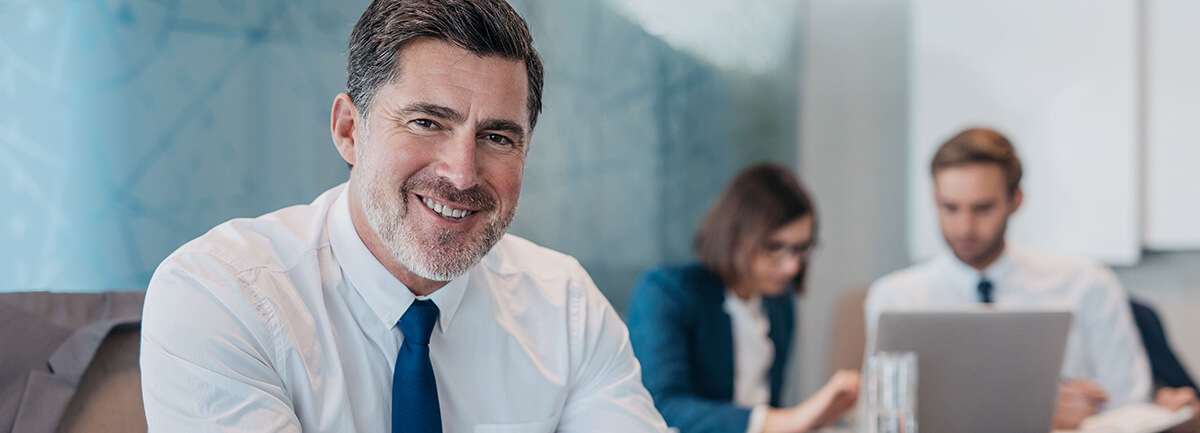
[909,0,1141,265]
[1145,0,1200,250]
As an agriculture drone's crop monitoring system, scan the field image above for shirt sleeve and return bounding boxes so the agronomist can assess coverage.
[1079,266,1153,408]
[556,266,670,433]
[140,252,302,433]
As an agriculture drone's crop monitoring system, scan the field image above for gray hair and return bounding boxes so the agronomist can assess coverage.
[346,0,544,129]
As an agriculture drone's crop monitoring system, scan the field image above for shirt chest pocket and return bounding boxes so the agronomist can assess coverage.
[474,416,558,433]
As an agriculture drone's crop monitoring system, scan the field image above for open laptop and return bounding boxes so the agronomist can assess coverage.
[872,309,1073,433]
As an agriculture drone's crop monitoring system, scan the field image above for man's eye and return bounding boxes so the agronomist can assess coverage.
[412,119,437,129]
[483,133,513,146]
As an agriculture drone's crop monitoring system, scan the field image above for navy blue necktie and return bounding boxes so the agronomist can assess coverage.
[393,299,441,433]
[978,278,994,304]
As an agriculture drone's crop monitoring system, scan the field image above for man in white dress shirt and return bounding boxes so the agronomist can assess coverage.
[865,127,1196,431]
[139,0,669,432]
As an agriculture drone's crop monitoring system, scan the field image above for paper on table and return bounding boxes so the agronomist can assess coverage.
[1053,403,1195,433]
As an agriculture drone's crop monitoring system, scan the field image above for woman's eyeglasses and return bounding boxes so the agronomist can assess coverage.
[760,239,819,262]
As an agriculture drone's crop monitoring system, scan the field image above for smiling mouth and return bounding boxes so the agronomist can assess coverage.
[418,195,477,220]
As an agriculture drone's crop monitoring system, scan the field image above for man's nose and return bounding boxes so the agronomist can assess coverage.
[962,212,981,234]
[435,133,479,190]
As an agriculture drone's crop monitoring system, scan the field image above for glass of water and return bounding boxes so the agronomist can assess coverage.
[866,351,918,433]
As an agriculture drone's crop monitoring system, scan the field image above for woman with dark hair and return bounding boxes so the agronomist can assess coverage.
[627,163,859,433]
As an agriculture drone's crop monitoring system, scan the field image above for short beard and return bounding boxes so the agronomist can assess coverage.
[947,225,1007,269]
[355,132,514,282]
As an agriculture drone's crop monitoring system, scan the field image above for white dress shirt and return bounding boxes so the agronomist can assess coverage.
[864,243,1152,409]
[140,184,668,433]
[723,291,773,433]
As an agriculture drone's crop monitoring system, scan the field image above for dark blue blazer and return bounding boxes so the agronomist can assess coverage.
[1130,299,1199,396]
[626,263,795,433]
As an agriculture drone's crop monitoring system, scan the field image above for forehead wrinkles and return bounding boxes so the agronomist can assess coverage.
[391,55,526,122]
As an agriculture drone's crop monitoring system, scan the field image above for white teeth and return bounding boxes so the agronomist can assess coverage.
[420,196,474,220]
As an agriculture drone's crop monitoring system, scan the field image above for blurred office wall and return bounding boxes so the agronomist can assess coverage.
[0,0,802,318]
[795,0,911,401]
[1,1,364,289]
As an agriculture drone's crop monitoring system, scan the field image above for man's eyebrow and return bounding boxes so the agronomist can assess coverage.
[400,102,465,124]
[478,118,528,143]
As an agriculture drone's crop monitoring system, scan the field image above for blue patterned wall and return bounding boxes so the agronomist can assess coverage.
[1,0,360,289]
[1,0,799,309]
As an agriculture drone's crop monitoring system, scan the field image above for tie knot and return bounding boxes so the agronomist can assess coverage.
[977,278,994,304]
[399,299,440,345]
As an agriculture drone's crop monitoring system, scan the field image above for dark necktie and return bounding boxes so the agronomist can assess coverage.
[977,278,994,304]
[393,299,441,433]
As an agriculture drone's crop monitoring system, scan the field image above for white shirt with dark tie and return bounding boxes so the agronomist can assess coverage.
[140,183,668,432]
[864,243,1152,409]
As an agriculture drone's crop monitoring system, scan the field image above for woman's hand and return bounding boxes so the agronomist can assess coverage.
[764,369,861,433]
[1158,387,1200,433]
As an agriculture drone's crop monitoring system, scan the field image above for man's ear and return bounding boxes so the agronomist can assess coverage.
[1009,186,1024,215]
[331,93,361,166]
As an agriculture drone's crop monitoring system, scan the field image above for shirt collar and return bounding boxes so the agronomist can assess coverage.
[723,290,764,315]
[982,243,1016,282]
[938,240,1016,288]
[327,185,469,333]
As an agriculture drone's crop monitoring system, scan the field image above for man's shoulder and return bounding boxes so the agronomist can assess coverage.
[167,186,342,275]
[474,235,607,321]
[146,186,343,343]
[479,234,586,280]
[1010,245,1118,287]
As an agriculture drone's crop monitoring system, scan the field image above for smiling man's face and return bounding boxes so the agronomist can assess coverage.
[346,37,530,283]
